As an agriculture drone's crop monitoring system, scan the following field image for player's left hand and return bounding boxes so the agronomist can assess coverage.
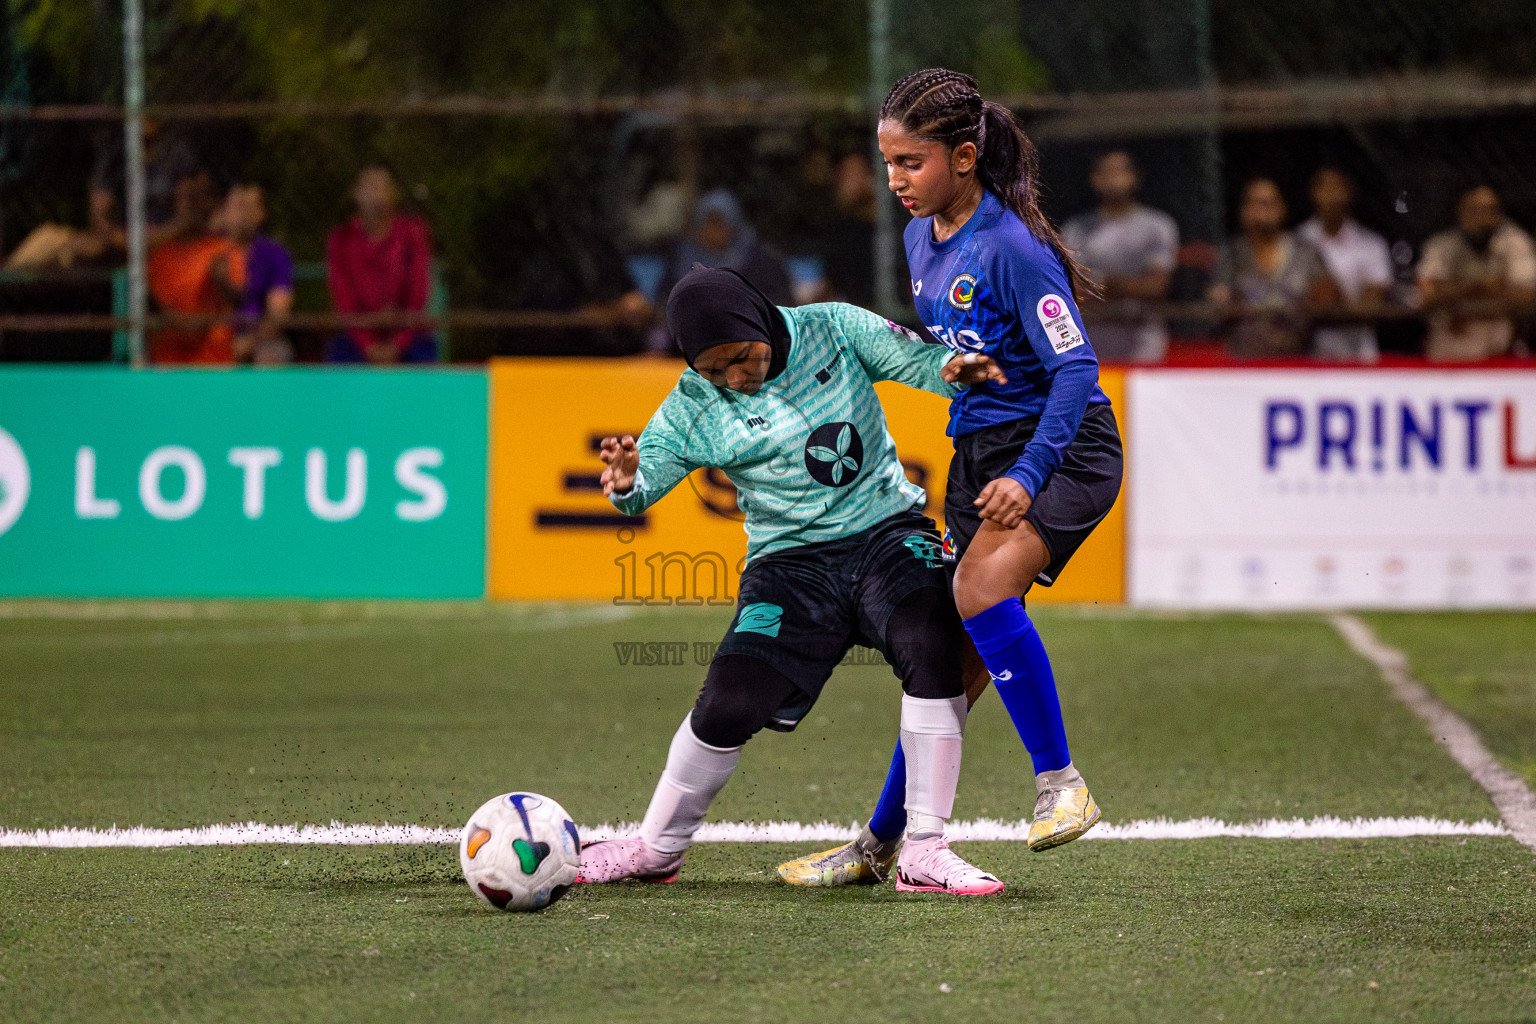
[974,476,1031,528]
[942,352,1008,386]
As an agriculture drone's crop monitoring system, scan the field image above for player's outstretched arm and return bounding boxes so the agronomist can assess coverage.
[598,435,640,496]
[831,302,971,398]
[598,401,700,516]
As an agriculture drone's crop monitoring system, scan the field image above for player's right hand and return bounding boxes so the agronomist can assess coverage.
[942,352,1008,386]
[599,435,639,496]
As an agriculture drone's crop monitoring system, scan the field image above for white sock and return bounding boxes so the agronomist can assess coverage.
[1036,762,1085,793]
[900,694,967,841]
[638,715,742,855]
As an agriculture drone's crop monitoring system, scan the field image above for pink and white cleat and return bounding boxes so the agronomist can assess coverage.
[575,838,685,884]
[893,835,1005,895]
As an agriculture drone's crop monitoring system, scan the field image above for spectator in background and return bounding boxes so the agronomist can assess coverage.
[815,153,878,306]
[146,167,239,364]
[325,163,436,364]
[501,184,650,320]
[4,184,125,272]
[1297,166,1392,362]
[1417,185,1536,361]
[1061,150,1178,362]
[89,120,203,251]
[656,189,792,308]
[647,189,793,355]
[211,183,293,365]
[1210,178,1335,358]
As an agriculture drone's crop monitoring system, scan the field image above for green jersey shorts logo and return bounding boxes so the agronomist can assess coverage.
[803,422,863,487]
[902,534,943,568]
[734,602,784,637]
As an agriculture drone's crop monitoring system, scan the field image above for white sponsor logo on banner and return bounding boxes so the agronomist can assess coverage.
[0,427,30,537]
[70,445,449,524]
[1129,370,1536,609]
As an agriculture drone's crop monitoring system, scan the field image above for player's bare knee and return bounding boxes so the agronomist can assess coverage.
[952,565,1008,620]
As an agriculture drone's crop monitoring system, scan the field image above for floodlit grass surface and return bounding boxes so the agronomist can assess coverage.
[1365,612,1536,788]
[5,840,1535,1024]
[2,603,1533,1023]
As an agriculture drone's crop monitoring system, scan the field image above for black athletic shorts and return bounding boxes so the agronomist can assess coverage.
[713,507,954,730]
[942,403,1123,587]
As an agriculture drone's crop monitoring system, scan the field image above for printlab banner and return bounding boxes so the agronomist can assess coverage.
[0,368,486,597]
[1128,369,1536,608]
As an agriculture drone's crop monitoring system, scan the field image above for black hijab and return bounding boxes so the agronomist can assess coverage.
[665,264,792,382]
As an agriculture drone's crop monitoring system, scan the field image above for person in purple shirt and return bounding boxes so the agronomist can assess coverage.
[779,69,1124,890]
[213,182,294,364]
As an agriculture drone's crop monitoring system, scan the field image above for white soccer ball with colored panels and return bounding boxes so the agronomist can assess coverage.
[460,792,581,912]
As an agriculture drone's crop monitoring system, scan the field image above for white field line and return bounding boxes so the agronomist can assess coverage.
[1331,613,1536,854]
[0,816,1508,849]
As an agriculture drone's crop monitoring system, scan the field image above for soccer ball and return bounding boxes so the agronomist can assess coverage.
[460,792,581,912]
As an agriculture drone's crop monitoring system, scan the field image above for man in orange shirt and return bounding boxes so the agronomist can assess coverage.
[147,168,238,364]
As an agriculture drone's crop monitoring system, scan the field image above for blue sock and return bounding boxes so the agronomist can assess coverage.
[865,742,907,843]
[962,598,1071,774]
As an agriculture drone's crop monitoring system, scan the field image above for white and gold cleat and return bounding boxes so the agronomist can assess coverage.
[1028,783,1101,852]
[777,826,901,887]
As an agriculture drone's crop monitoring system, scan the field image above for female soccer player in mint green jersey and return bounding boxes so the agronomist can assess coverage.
[576,265,1012,895]
[779,69,1124,888]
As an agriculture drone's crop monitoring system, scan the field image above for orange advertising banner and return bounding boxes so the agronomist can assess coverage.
[488,359,1124,605]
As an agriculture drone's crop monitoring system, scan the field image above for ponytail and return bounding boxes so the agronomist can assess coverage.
[882,70,1093,301]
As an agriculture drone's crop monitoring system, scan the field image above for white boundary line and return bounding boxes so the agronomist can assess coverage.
[0,816,1508,849]
[1332,613,1536,853]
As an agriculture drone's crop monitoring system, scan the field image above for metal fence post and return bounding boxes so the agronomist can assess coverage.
[869,0,899,319]
[1192,0,1224,245]
[122,0,147,367]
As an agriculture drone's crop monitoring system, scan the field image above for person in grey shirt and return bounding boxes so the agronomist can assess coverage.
[1061,151,1178,362]
[1210,178,1335,358]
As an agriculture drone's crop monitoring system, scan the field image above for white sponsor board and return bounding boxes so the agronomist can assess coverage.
[1129,369,1536,608]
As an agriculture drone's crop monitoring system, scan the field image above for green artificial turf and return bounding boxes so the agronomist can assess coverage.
[1364,612,1536,788]
[3,840,1534,1024]
[0,602,1530,1023]
[0,604,1496,830]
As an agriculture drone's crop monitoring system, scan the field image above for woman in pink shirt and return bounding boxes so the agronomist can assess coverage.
[325,163,437,363]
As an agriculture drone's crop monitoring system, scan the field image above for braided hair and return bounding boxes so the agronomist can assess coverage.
[880,68,1090,301]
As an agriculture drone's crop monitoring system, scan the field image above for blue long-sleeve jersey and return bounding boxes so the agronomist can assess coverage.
[905,190,1111,497]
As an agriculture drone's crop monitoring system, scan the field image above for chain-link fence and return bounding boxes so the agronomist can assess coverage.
[1,0,1535,363]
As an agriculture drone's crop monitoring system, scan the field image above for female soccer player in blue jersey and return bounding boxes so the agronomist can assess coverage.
[780,68,1124,887]
[576,265,1011,895]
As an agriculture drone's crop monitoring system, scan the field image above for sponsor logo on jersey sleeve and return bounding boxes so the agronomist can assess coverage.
[884,320,921,344]
[948,274,977,311]
[1036,293,1087,354]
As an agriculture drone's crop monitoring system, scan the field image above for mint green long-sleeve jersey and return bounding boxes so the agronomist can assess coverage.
[609,302,959,563]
